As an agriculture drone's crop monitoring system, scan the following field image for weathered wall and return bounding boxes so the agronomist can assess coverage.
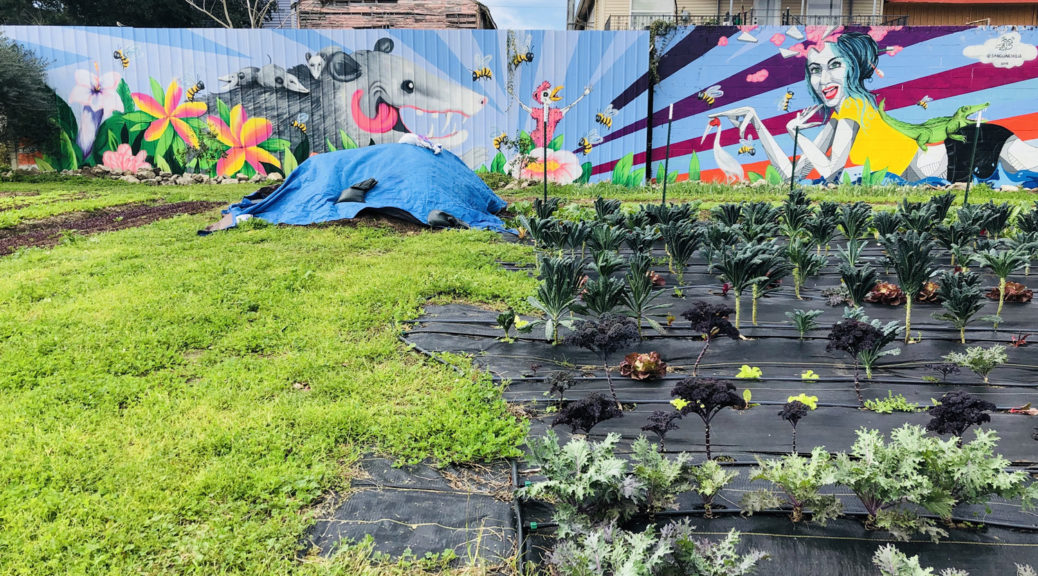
[649,25,1038,187]
[0,26,649,184]
[295,0,492,30]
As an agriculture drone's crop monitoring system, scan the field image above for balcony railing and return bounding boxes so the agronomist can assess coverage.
[603,12,907,30]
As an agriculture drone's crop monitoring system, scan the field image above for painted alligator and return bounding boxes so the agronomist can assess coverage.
[878,100,989,151]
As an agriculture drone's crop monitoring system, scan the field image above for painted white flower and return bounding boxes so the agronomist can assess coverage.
[68,68,124,156]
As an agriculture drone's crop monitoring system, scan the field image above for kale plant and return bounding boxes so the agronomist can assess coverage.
[577,273,627,317]
[881,230,938,342]
[710,242,772,329]
[805,211,839,254]
[623,252,668,338]
[786,308,822,341]
[826,311,902,405]
[934,219,980,268]
[544,370,578,410]
[642,410,681,452]
[972,246,1029,328]
[565,314,640,408]
[587,224,626,253]
[590,248,625,277]
[932,270,990,343]
[748,241,791,326]
[943,344,1007,384]
[593,196,623,225]
[980,200,1015,239]
[739,201,781,243]
[529,254,585,343]
[780,188,813,240]
[711,203,742,227]
[786,238,826,299]
[778,400,810,452]
[689,459,738,517]
[552,393,623,434]
[681,301,742,376]
[839,263,879,308]
[871,210,900,238]
[741,447,842,525]
[533,196,561,218]
[661,220,702,292]
[872,544,968,576]
[670,377,746,460]
[839,201,873,242]
[926,391,994,441]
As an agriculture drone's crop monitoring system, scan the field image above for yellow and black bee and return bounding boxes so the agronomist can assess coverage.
[291,112,309,134]
[778,90,794,112]
[595,104,617,130]
[492,132,508,150]
[698,85,723,107]
[579,129,603,155]
[471,54,493,81]
[738,136,756,156]
[509,33,534,68]
[186,80,205,102]
[113,49,130,69]
[917,95,933,110]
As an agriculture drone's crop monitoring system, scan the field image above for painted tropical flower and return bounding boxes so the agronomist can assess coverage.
[68,66,124,155]
[512,147,582,184]
[132,79,207,147]
[206,105,280,177]
[102,144,152,173]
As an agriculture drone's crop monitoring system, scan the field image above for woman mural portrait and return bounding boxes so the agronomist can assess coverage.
[709,31,1038,185]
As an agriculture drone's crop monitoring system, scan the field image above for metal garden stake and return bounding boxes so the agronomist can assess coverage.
[662,103,673,205]
[543,101,549,203]
[964,110,982,206]
[790,125,800,193]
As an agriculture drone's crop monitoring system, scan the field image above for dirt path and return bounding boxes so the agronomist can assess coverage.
[0,201,224,255]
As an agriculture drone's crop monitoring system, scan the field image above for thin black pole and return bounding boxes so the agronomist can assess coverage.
[661,104,673,205]
[789,125,800,192]
[542,114,548,204]
[964,112,982,206]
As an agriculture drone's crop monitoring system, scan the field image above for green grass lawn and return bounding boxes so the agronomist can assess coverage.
[0,176,1033,574]
[0,180,534,574]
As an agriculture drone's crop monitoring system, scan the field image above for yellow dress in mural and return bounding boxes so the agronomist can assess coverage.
[831,98,918,176]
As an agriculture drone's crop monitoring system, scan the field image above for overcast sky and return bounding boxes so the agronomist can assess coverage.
[481,0,567,30]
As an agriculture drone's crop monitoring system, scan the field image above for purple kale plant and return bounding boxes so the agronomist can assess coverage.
[670,377,746,459]
[641,410,681,452]
[926,391,995,443]
[779,401,810,453]
[681,301,742,377]
[552,392,623,434]
[565,314,640,409]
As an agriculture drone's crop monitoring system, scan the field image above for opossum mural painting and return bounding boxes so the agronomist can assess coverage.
[0,26,650,183]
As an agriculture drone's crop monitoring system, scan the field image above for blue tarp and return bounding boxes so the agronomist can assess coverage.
[224,144,508,231]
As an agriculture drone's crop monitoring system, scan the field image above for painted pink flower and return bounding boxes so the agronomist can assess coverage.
[770,33,785,47]
[513,148,581,184]
[132,79,207,147]
[102,144,152,173]
[886,45,904,56]
[718,36,729,47]
[206,104,280,177]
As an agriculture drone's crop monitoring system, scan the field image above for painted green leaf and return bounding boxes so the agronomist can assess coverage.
[747,171,763,182]
[117,79,134,112]
[35,157,55,171]
[765,165,783,185]
[258,138,291,153]
[548,134,563,151]
[872,168,887,187]
[155,154,171,173]
[627,167,645,187]
[106,129,120,153]
[340,130,358,150]
[326,138,337,152]
[293,137,310,164]
[150,78,165,106]
[861,157,872,185]
[154,129,174,165]
[490,151,506,174]
[576,161,592,184]
[216,98,231,124]
[611,152,634,185]
[54,91,79,140]
[667,170,677,183]
[282,148,298,175]
[842,171,852,185]
[475,165,488,173]
[688,151,700,182]
[120,111,153,124]
[57,131,79,171]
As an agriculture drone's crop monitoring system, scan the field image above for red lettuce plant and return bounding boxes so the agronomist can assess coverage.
[619,352,668,381]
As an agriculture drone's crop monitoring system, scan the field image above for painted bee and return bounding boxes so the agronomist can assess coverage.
[112,46,137,69]
[698,85,723,106]
[917,95,933,110]
[778,90,794,112]
[738,136,756,156]
[509,33,534,68]
[186,80,205,102]
[471,54,493,81]
[291,112,309,134]
[595,104,617,130]
[492,132,508,150]
[579,129,603,155]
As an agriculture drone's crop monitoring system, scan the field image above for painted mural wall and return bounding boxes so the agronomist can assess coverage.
[650,25,1038,188]
[0,26,650,185]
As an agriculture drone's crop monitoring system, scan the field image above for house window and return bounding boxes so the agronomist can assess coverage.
[806,0,843,19]
[630,0,672,15]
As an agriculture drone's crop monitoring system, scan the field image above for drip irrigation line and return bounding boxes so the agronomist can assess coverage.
[510,458,528,576]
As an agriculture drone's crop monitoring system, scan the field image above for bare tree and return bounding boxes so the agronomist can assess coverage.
[182,0,278,28]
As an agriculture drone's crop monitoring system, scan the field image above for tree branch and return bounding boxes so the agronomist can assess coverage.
[182,0,233,27]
